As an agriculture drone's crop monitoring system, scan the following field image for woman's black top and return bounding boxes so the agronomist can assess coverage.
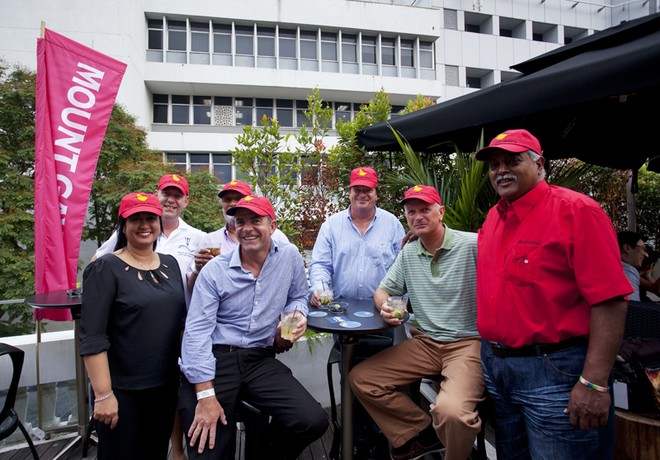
[80,253,185,390]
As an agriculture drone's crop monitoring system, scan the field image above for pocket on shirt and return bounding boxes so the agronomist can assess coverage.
[367,242,396,269]
[506,243,541,286]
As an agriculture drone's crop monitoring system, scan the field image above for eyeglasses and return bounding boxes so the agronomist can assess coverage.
[635,243,647,251]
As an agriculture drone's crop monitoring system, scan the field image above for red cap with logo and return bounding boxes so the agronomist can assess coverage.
[349,166,378,188]
[226,195,276,220]
[157,174,189,195]
[400,185,442,206]
[475,129,542,160]
[118,192,163,218]
[218,180,253,198]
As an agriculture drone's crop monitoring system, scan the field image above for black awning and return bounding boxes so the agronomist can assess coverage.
[357,13,660,171]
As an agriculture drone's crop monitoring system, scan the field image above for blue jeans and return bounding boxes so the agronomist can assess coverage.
[481,339,614,460]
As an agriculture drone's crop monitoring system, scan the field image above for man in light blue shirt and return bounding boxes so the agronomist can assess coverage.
[309,166,406,304]
[308,166,405,458]
[178,196,328,460]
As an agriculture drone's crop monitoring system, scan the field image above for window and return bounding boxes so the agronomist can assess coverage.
[168,20,186,51]
[256,98,273,123]
[391,105,406,118]
[212,154,232,182]
[279,28,297,58]
[193,96,212,125]
[297,100,310,127]
[257,26,275,56]
[341,33,357,63]
[361,35,377,64]
[166,153,233,181]
[171,95,190,124]
[466,23,480,33]
[300,30,317,60]
[444,9,458,30]
[321,32,337,61]
[235,25,254,55]
[420,41,433,68]
[148,19,163,50]
[446,65,459,86]
[335,102,352,124]
[190,153,210,173]
[381,37,396,66]
[153,94,168,123]
[165,153,187,173]
[191,21,209,52]
[213,23,231,54]
[276,99,294,127]
[400,39,414,67]
[235,97,253,126]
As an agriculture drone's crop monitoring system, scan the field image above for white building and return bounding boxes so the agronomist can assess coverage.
[1,0,656,183]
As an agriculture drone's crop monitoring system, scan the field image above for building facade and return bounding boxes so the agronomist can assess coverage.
[1,0,656,183]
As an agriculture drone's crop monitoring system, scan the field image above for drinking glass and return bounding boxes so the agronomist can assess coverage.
[280,311,300,341]
[388,294,408,320]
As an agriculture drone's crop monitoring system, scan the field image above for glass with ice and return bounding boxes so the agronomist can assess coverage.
[387,294,408,320]
[280,311,300,341]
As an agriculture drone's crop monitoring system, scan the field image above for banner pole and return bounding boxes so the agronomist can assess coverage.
[36,319,43,431]
[40,21,45,39]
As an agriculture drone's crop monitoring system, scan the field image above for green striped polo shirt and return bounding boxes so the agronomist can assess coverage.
[379,225,478,342]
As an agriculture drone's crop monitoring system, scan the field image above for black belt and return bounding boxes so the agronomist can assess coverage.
[488,336,588,358]
[213,344,246,353]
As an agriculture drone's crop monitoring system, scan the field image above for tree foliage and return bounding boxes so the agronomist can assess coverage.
[0,62,221,336]
[0,62,38,334]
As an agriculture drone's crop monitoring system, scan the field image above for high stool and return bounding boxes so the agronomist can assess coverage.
[326,334,394,460]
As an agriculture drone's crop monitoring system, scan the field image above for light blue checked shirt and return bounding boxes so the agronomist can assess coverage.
[179,239,308,384]
[309,206,406,301]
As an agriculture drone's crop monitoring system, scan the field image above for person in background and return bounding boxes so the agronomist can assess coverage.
[94,173,206,305]
[80,192,186,460]
[349,185,483,460]
[639,244,660,301]
[92,173,205,460]
[475,129,632,460]
[309,166,405,305]
[187,179,289,293]
[178,195,328,460]
[618,230,649,301]
[308,165,405,458]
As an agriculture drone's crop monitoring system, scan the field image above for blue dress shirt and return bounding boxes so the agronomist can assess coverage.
[308,206,405,300]
[179,240,309,384]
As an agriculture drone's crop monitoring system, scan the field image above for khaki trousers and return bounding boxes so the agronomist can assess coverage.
[349,330,484,460]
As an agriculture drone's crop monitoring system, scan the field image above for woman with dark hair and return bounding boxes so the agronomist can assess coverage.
[80,192,186,460]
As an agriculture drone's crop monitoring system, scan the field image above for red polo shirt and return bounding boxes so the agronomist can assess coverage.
[477,180,631,347]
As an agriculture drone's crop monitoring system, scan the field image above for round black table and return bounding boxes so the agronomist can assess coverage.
[25,290,87,440]
[306,298,405,460]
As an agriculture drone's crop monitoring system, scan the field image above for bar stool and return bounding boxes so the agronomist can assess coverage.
[326,334,394,460]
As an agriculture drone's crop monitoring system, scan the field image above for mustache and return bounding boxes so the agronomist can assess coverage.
[496,173,517,185]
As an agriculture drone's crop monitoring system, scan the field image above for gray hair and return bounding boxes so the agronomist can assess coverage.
[527,150,546,180]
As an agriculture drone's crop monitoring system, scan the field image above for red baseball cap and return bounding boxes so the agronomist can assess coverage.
[118,192,162,218]
[226,195,276,220]
[401,185,442,206]
[218,180,253,198]
[475,129,542,160]
[349,166,378,188]
[157,174,189,195]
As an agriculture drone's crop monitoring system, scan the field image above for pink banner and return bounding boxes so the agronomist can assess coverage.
[34,29,126,320]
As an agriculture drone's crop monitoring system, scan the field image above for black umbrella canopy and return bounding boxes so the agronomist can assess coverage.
[357,13,660,172]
